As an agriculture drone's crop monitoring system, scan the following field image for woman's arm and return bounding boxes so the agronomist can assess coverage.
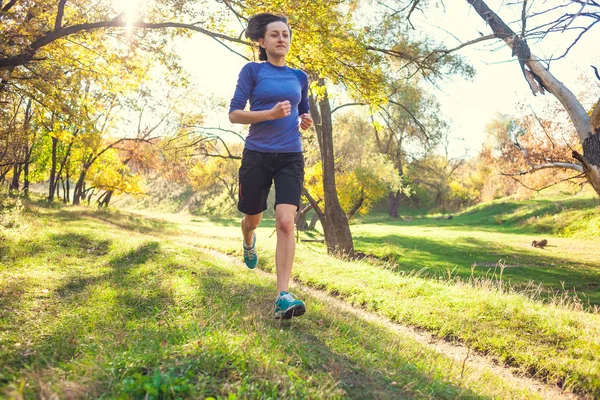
[229,100,291,124]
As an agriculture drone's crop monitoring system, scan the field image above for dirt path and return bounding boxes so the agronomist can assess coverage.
[203,247,582,400]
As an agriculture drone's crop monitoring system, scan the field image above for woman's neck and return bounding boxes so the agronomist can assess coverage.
[267,56,286,67]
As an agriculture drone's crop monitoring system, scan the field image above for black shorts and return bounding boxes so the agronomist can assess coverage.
[238,149,305,215]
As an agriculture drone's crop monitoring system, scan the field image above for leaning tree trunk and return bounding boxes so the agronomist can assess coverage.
[295,202,312,231]
[309,83,354,257]
[73,171,85,205]
[48,137,58,201]
[467,0,600,196]
[72,159,91,205]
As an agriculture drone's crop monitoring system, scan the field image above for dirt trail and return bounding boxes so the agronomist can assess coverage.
[204,247,583,400]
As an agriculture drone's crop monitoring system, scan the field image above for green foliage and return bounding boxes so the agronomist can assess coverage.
[305,111,404,217]
[118,369,195,400]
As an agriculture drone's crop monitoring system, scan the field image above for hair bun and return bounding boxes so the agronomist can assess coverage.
[245,13,289,41]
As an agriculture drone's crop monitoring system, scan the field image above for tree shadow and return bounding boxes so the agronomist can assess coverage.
[1,241,166,372]
[46,208,177,235]
[50,232,111,256]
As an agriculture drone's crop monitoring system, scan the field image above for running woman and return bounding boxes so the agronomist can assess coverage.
[228,13,313,319]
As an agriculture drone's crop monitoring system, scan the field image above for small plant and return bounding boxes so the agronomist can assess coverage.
[0,197,24,228]
[117,368,195,400]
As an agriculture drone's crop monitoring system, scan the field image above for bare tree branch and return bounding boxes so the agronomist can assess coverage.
[55,0,69,32]
[330,102,367,115]
[529,105,557,151]
[210,36,250,61]
[429,34,496,56]
[592,65,600,81]
[388,99,428,138]
[466,0,593,142]
[501,161,584,175]
[521,0,528,38]
[1,0,18,13]
[506,173,586,192]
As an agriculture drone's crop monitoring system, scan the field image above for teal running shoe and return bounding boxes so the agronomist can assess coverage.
[243,232,258,269]
[274,292,306,320]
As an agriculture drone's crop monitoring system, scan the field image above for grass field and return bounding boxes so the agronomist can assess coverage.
[1,194,599,398]
[351,194,600,307]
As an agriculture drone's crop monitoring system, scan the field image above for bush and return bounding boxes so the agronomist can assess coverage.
[0,196,24,229]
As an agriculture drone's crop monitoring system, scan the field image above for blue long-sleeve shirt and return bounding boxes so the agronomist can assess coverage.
[229,61,309,153]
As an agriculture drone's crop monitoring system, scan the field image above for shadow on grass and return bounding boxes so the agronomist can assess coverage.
[0,240,179,383]
[44,207,177,235]
[354,234,600,306]
[364,197,600,235]
[50,232,111,256]
[2,239,490,399]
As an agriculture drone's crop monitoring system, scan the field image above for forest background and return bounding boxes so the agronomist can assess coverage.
[1,0,599,254]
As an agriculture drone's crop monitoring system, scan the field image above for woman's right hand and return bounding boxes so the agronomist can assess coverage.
[270,101,291,120]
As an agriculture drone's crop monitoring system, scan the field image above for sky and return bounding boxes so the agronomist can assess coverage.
[171,0,599,158]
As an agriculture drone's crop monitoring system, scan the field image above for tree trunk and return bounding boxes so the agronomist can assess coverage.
[22,99,33,197]
[23,158,29,197]
[0,167,9,185]
[66,170,70,203]
[575,131,600,196]
[9,163,20,192]
[308,213,319,230]
[467,0,600,197]
[73,170,87,205]
[295,203,312,231]
[388,191,401,218]
[48,137,58,201]
[97,190,113,208]
[86,188,95,205]
[309,83,354,257]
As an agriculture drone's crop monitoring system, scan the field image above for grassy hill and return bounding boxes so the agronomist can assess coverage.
[351,190,600,307]
[1,193,599,398]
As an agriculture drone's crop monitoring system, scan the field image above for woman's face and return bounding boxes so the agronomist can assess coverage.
[259,21,291,59]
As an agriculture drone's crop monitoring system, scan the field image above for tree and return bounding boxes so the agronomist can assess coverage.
[394,0,600,197]
[0,0,244,73]
[188,146,242,206]
[305,111,403,219]
[225,0,469,256]
[404,136,466,213]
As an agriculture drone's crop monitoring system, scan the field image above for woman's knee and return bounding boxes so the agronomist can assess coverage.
[244,214,261,230]
[276,214,295,236]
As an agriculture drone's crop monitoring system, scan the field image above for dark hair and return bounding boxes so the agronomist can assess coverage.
[245,13,291,61]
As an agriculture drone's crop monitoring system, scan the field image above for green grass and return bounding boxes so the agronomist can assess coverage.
[170,194,600,397]
[1,202,551,399]
[349,193,600,307]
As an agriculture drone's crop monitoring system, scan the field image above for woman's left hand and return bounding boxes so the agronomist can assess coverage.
[300,113,313,130]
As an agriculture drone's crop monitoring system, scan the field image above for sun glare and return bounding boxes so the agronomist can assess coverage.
[123,0,144,35]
